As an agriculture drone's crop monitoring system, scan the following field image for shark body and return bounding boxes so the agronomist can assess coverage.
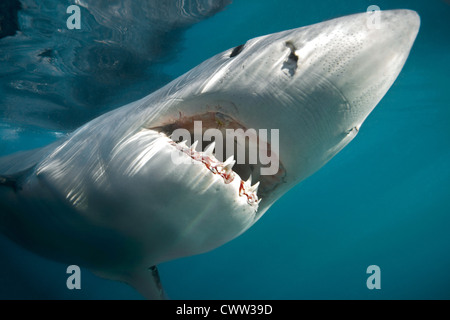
[0,10,420,299]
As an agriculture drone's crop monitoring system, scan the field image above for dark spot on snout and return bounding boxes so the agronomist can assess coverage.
[282,41,299,76]
[230,44,245,58]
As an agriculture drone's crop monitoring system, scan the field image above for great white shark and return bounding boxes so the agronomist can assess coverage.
[0,10,420,299]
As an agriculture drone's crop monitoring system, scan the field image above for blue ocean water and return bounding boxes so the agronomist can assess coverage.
[0,0,449,299]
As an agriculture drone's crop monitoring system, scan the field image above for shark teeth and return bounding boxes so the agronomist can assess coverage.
[223,156,236,173]
[244,175,252,187]
[204,142,215,156]
[168,137,260,208]
[249,181,260,194]
[238,174,260,207]
[190,140,199,151]
[244,175,260,193]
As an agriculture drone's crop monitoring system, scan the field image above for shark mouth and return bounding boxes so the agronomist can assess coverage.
[167,139,261,207]
[149,111,286,209]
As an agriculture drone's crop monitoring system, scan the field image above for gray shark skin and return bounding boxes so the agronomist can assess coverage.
[0,10,420,299]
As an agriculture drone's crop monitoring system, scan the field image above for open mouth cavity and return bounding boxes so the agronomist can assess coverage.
[149,111,286,209]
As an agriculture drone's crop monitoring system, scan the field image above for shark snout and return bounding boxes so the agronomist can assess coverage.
[368,9,420,61]
[318,9,420,128]
[382,9,420,39]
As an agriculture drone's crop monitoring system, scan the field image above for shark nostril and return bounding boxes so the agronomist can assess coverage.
[282,41,299,76]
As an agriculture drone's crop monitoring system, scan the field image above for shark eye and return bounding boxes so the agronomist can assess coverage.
[230,44,245,58]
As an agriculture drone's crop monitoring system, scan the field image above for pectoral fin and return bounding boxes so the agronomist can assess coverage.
[126,266,167,300]
[0,166,35,192]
